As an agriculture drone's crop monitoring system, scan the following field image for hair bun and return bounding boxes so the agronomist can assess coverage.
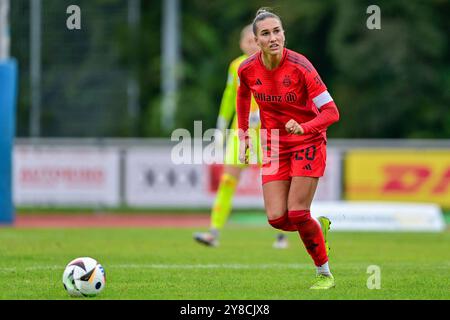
[256,7,272,17]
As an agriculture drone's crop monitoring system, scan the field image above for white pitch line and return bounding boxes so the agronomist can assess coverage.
[0,263,313,272]
[114,263,314,270]
[1,262,448,273]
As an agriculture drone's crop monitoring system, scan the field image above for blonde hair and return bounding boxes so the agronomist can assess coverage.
[240,24,253,39]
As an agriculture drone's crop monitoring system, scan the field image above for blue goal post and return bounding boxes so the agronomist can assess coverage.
[0,59,17,224]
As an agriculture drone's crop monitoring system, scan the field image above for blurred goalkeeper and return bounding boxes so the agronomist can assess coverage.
[193,25,289,249]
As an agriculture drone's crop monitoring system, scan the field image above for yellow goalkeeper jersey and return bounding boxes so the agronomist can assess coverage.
[216,54,260,131]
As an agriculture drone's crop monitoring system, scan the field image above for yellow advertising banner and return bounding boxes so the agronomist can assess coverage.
[345,150,450,208]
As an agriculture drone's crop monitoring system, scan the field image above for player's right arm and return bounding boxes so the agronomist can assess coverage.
[237,67,251,163]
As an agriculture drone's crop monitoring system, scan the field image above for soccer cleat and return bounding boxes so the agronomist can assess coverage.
[317,216,331,256]
[272,233,289,249]
[193,232,219,247]
[310,274,335,290]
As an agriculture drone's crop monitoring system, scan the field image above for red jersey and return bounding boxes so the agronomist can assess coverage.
[237,48,339,149]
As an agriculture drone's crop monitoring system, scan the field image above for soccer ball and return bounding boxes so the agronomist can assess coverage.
[62,257,106,297]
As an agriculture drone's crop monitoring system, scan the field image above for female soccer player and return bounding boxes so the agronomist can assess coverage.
[237,8,340,289]
[194,25,289,249]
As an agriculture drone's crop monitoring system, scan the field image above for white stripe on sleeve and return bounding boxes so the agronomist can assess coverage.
[312,90,333,109]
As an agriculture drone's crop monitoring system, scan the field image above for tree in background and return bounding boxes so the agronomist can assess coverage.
[11,0,450,139]
[328,0,450,138]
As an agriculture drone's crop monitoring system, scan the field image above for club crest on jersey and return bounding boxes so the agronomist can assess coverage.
[283,75,291,87]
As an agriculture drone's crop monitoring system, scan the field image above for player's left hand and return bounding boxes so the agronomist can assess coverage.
[285,119,304,135]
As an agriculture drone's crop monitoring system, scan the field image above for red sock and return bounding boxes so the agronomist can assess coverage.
[288,210,328,266]
[268,213,298,232]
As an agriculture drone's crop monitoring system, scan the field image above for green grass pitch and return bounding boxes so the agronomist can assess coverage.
[0,226,449,300]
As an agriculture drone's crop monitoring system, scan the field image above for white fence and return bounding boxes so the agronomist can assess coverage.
[13,139,343,208]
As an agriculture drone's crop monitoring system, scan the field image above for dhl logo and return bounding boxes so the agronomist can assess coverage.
[383,165,450,194]
[345,150,450,207]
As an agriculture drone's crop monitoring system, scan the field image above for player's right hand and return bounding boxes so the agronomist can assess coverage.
[239,138,251,164]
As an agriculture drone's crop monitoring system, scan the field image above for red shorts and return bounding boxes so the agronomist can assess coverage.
[261,139,327,185]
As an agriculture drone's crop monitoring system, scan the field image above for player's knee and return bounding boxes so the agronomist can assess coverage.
[220,173,237,186]
[268,212,298,232]
[268,214,288,230]
[288,210,311,225]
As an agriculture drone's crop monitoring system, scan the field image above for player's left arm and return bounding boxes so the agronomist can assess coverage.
[298,58,340,135]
